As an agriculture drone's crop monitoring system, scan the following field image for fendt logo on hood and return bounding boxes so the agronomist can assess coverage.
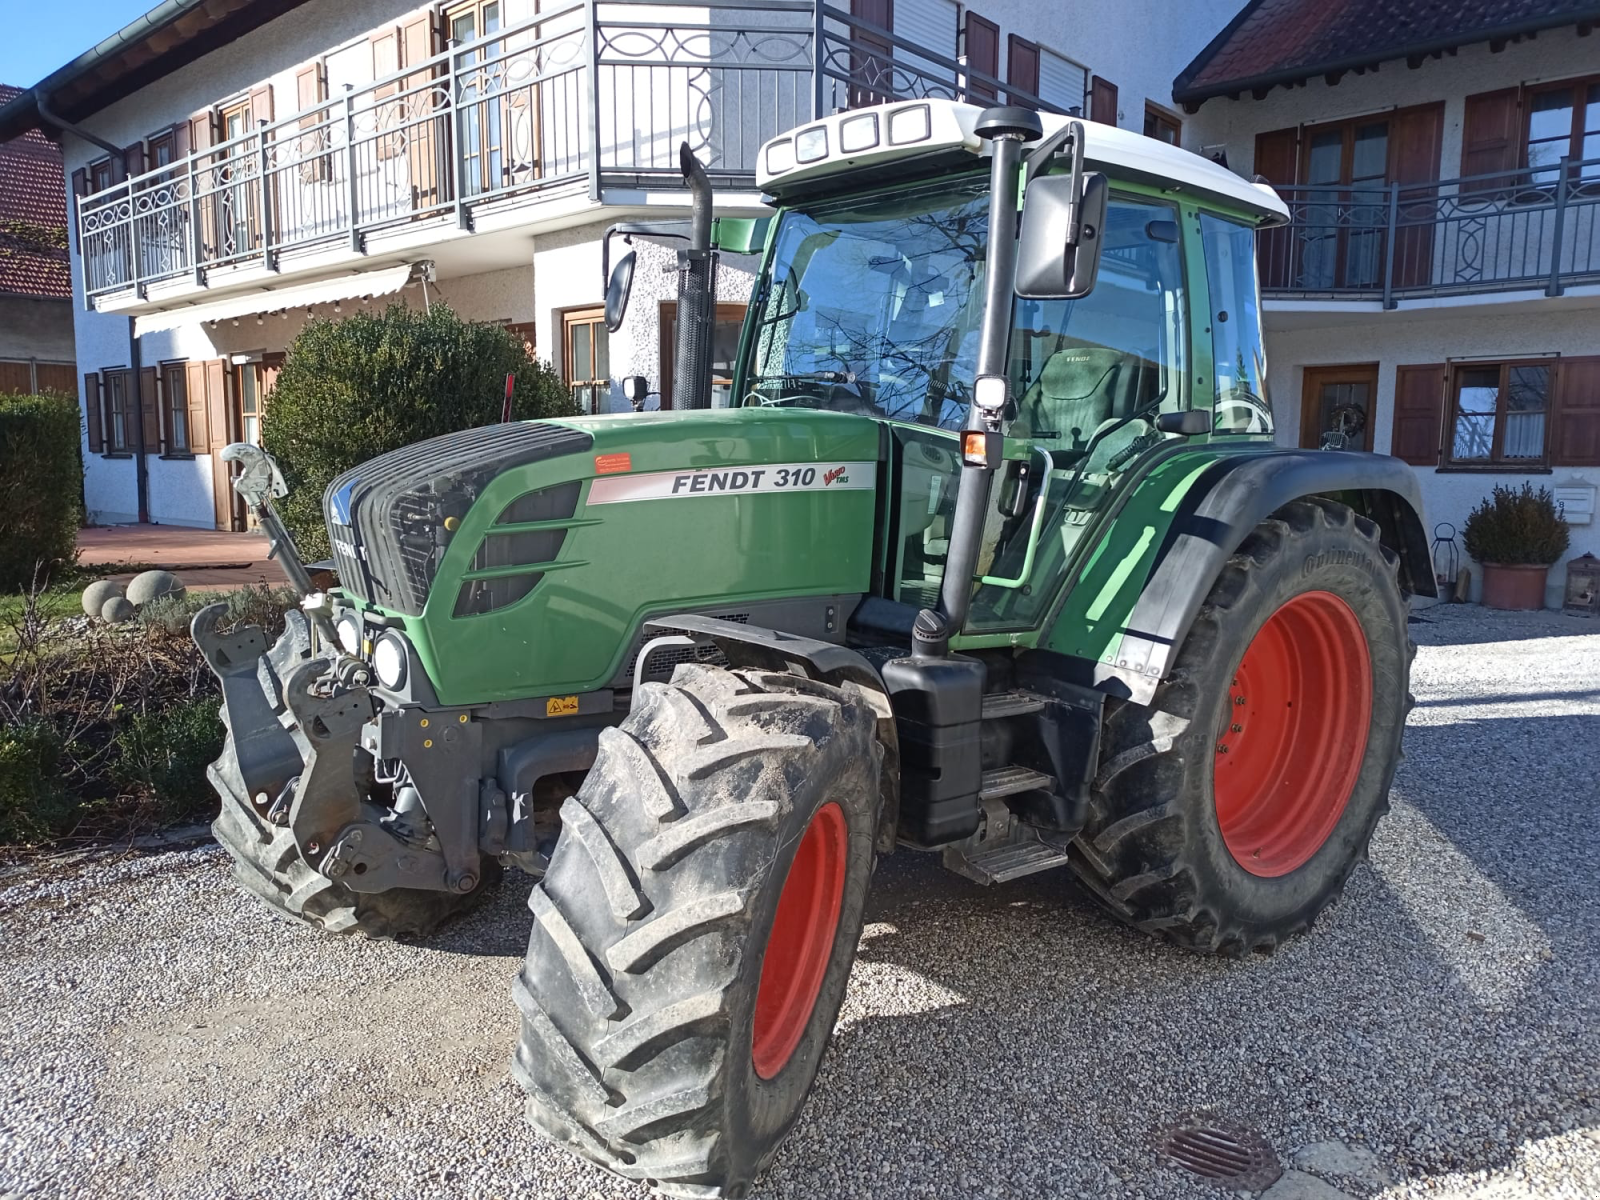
[587,461,875,505]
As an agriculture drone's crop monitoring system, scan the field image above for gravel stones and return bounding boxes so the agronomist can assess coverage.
[1,605,1596,1199]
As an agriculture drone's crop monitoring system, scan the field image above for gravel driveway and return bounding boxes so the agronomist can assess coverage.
[3,605,1597,1200]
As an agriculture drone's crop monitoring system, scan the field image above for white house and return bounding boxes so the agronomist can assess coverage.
[1176,0,1600,606]
[0,0,1240,532]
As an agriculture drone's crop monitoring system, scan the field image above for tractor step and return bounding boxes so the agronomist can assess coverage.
[948,838,1072,884]
[979,765,1055,799]
[981,689,1051,720]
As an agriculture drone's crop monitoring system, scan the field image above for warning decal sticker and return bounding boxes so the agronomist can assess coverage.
[587,462,875,505]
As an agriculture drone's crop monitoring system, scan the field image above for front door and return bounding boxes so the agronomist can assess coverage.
[1300,364,1379,451]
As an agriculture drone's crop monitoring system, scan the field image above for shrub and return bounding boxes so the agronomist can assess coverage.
[0,391,83,589]
[0,721,74,845]
[112,696,225,823]
[1462,483,1571,566]
[138,582,298,637]
[262,304,576,560]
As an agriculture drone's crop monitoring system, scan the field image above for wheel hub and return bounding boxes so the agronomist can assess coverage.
[751,802,848,1079]
[1212,590,1372,877]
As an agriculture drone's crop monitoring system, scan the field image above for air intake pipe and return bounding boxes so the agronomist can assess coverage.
[672,143,718,410]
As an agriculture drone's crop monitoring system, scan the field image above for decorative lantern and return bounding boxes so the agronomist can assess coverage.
[1564,552,1600,617]
[1431,523,1461,603]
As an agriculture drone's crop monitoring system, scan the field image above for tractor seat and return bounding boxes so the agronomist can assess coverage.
[1014,346,1150,452]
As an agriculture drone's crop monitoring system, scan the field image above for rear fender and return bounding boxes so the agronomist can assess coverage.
[1049,449,1431,706]
[643,614,901,853]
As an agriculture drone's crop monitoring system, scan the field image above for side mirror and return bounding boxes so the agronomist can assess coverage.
[1015,172,1108,300]
[1155,409,1211,436]
[604,250,636,333]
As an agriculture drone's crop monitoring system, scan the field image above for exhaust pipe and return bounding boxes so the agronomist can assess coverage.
[672,143,717,410]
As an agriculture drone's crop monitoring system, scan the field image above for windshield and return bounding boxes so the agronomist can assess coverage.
[744,175,1188,446]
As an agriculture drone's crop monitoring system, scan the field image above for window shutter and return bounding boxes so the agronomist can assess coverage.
[173,120,191,158]
[185,360,210,451]
[1552,357,1600,467]
[189,110,217,257]
[1007,36,1040,108]
[1461,87,1521,194]
[83,372,103,453]
[1089,76,1118,126]
[206,359,231,451]
[1253,127,1299,288]
[139,366,160,452]
[296,61,329,182]
[70,167,88,252]
[964,15,999,101]
[122,141,145,181]
[401,14,442,206]
[249,84,274,129]
[371,27,403,161]
[1386,103,1445,290]
[1391,364,1448,466]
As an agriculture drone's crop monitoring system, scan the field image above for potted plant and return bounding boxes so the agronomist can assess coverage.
[1462,483,1571,610]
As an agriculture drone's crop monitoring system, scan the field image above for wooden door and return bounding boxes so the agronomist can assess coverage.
[1301,364,1379,451]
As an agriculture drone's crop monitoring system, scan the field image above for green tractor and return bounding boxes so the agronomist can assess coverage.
[197,99,1430,1197]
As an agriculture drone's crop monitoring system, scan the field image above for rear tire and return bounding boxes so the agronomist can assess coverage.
[511,664,880,1198]
[1068,497,1413,955]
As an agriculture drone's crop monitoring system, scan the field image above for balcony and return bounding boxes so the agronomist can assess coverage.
[77,0,1071,309]
[1261,158,1600,308]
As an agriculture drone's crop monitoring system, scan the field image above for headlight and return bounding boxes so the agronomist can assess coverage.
[372,633,408,690]
[336,612,363,655]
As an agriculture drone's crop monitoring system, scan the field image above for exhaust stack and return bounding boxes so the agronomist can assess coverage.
[672,143,718,410]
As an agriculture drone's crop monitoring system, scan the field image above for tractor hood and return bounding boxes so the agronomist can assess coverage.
[327,409,885,706]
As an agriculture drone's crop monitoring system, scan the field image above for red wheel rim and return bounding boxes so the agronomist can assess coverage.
[751,802,848,1080]
[1213,591,1372,878]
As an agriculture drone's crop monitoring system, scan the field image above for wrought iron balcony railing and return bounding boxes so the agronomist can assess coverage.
[1261,157,1600,305]
[77,0,1069,306]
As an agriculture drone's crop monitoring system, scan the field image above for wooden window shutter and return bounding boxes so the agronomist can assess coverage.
[70,167,88,252]
[1391,364,1448,466]
[139,366,161,453]
[172,120,191,158]
[249,84,274,129]
[185,360,210,451]
[205,359,231,452]
[371,27,403,161]
[1089,77,1118,126]
[1461,87,1521,194]
[1386,103,1445,290]
[83,372,103,453]
[1552,357,1600,467]
[401,14,442,207]
[1007,36,1040,108]
[296,61,329,182]
[964,14,999,101]
[189,110,218,257]
[1253,126,1299,288]
[122,141,145,181]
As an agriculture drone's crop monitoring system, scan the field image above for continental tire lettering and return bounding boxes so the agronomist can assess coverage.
[1302,549,1379,580]
[588,462,874,505]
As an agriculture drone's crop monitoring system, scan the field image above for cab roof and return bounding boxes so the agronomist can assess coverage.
[757,98,1290,227]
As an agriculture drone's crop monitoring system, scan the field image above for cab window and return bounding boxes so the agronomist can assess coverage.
[1200,213,1272,434]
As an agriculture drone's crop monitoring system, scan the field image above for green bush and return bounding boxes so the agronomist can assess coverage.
[263,304,576,560]
[111,696,225,824]
[1462,483,1571,566]
[138,583,299,637]
[0,391,83,589]
[0,720,74,845]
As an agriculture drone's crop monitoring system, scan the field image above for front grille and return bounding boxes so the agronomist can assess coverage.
[323,422,592,614]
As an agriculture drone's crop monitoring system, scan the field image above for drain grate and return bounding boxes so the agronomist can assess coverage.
[1155,1114,1282,1191]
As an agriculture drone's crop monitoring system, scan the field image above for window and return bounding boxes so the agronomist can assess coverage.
[148,130,177,173]
[1525,77,1600,185]
[90,157,115,194]
[563,308,609,413]
[105,370,130,452]
[1449,361,1552,465]
[163,362,190,453]
[450,0,506,194]
[1298,116,1389,289]
[660,303,748,409]
[238,364,262,445]
[1144,104,1181,146]
[1200,213,1272,434]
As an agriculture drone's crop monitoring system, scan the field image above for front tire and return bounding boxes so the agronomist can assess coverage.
[512,664,880,1198]
[1069,497,1412,955]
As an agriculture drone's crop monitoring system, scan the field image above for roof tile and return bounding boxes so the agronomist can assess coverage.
[0,84,70,298]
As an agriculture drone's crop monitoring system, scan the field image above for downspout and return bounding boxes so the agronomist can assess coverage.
[38,94,150,523]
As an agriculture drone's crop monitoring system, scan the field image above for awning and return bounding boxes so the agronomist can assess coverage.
[131,262,422,336]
